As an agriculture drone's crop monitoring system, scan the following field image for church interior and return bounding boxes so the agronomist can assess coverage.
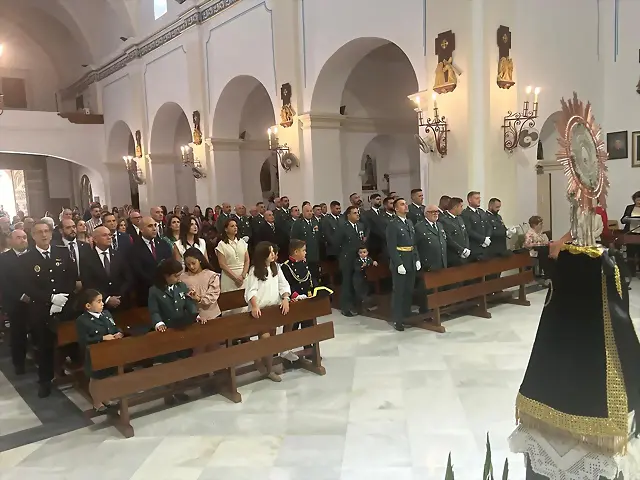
[1,0,640,479]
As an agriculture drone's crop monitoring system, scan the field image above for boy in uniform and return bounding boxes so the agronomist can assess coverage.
[353,245,378,311]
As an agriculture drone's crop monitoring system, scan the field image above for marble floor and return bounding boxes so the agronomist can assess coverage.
[1,285,639,480]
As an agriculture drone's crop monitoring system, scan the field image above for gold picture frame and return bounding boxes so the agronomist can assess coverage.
[632,131,640,168]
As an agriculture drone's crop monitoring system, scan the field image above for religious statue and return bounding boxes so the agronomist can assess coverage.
[279,82,296,128]
[496,26,515,89]
[509,93,640,480]
[361,154,377,191]
[134,130,142,158]
[433,31,458,94]
[192,110,202,145]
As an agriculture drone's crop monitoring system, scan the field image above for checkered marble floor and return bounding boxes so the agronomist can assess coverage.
[1,284,639,480]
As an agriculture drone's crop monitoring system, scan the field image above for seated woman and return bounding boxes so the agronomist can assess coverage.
[244,241,294,382]
[75,289,123,413]
[173,216,208,265]
[181,247,221,321]
[148,258,205,404]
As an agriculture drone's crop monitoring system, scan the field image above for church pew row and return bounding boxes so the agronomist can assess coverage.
[88,296,334,438]
[322,251,533,332]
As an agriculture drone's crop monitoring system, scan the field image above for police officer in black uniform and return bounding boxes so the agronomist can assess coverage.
[20,220,76,397]
[460,191,492,260]
[290,204,321,282]
[386,198,422,331]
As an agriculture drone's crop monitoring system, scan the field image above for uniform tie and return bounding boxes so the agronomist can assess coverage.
[42,251,50,260]
[68,242,77,263]
[102,251,111,275]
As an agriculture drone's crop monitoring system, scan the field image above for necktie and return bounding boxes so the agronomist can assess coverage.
[271,224,275,232]
[150,239,157,259]
[43,251,50,260]
[68,242,77,263]
[112,234,118,251]
[102,251,111,275]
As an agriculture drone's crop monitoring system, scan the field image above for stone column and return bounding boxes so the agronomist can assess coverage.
[208,139,245,206]
[147,154,179,208]
[127,60,152,210]
[104,162,132,207]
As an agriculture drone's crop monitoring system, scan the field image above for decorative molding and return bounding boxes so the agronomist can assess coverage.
[535,160,563,173]
[61,0,244,99]
[298,113,415,134]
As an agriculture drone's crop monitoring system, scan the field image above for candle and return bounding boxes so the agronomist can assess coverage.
[432,92,438,110]
[534,87,540,105]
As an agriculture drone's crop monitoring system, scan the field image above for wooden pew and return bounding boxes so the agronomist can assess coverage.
[419,251,534,333]
[87,296,334,438]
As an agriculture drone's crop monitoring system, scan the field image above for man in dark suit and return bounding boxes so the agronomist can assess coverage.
[151,206,166,238]
[126,209,143,238]
[255,210,287,252]
[336,206,368,317]
[386,198,422,331]
[80,226,133,312]
[20,220,76,397]
[59,218,92,288]
[460,191,492,260]
[407,188,425,227]
[290,204,321,282]
[439,197,471,267]
[216,203,232,234]
[320,201,342,260]
[250,202,267,243]
[0,229,30,374]
[361,193,386,259]
[101,212,132,253]
[52,208,73,244]
[129,216,172,306]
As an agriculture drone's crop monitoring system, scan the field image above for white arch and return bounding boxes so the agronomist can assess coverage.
[149,102,192,155]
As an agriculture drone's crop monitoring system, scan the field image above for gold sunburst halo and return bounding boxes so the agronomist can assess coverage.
[556,92,609,211]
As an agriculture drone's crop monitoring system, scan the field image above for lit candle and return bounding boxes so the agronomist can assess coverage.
[432,92,438,110]
[534,87,540,105]
[267,128,272,149]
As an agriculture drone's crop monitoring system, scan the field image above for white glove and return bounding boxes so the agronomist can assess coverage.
[295,294,307,301]
[51,293,69,307]
[397,265,407,275]
[49,304,63,315]
[482,237,491,247]
[506,226,517,239]
[461,248,471,259]
[241,236,249,243]
[415,261,421,271]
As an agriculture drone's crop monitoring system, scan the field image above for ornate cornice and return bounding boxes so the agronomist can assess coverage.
[61,0,243,99]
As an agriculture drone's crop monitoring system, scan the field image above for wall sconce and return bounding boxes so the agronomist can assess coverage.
[267,126,289,161]
[503,85,540,152]
[123,155,145,185]
[409,90,449,157]
[180,144,206,179]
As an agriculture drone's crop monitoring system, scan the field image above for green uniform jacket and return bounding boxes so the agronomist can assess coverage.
[320,214,342,257]
[460,206,491,256]
[415,220,447,271]
[486,211,508,256]
[408,203,425,227]
[385,216,419,270]
[290,217,321,262]
[232,214,253,240]
[76,310,122,378]
[148,282,198,329]
[215,212,232,234]
[336,220,368,270]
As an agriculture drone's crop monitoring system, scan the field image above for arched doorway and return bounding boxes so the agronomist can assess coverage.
[211,75,277,206]
[149,102,196,208]
[311,38,420,203]
[107,120,139,208]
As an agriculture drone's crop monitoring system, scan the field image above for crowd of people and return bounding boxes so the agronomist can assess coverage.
[0,188,616,405]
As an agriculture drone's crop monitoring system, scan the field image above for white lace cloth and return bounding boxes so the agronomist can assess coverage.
[509,417,640,480]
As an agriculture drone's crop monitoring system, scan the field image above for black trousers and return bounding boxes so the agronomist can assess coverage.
[391,265,416,324]
[8,306,29,368]
[339,265,355,312]
[353,271,370,303]
[308,261,320,286]
[31,321,56,384]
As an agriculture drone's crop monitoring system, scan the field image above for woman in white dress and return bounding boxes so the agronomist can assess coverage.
[215,218,249,294]
[173,216,208,265]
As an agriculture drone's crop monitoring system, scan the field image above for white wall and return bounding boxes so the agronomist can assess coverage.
[75,165,106,205]
[0,19,60,112]
[46,157,74,200]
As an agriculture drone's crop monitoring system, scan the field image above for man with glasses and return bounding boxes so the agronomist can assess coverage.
[415,204,448,273]
[127,209,143,237]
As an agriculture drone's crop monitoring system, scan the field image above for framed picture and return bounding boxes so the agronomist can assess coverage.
[632,132,640,167]
[607,131,628,160]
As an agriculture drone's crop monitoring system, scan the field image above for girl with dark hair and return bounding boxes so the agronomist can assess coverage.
[173,216,208,264]
[75,289,122,412]
[193,205,203,221]
[160,205,168,218]
[111,207,119,217]
[162,213,181,249]
[117,218,127,233]
[214,205,222,221]
[203,207,215,226]
[244,241,294,380]
[182,248,221,321]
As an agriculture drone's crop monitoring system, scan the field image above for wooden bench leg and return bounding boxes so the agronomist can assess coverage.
[219,367,242,403]
[297,319,326,376]
[115,398,134,438]
[470,294,492,318]
[415,305,446,333]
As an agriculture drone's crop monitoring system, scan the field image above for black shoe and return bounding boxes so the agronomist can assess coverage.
[164,395,177,406]
[342,311,354,317]
[14,365,26,376]
[38,383,52,398]
[174,393,189,402]
[93,405,108,414]
[394,322,405,332]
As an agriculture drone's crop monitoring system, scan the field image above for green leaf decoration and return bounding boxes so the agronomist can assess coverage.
[501,458,509,480]
[483,433,494,480]
[445,452,455,480]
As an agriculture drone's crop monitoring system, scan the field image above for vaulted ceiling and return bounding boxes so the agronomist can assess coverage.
[0,0,137,85]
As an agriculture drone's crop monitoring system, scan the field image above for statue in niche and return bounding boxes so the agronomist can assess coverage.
[192,110,203,145]
[497,26,515,89]
[135,130,142,158]
[279,83,296,128]
[361,154,377,191]
[433,31,459,94]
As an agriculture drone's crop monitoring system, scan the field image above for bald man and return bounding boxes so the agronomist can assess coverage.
[216,202,232,233]
[415,204,447,272]
[0,229,31,374]
[232,204,252,241]
[150,206,165,237]
[129,215,172,306]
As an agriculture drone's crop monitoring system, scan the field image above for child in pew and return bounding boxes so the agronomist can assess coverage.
[282,239,315,349]
[353,245,378,311]
[75,289,123,413]
[148,258,205,404]
[182,247,221,321]
[244,241,293,382]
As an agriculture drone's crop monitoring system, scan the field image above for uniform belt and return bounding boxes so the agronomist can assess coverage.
[396,246,413,252]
